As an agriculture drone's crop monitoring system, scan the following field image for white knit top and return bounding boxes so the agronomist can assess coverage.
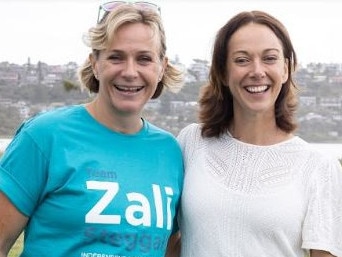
[177,123,342,257]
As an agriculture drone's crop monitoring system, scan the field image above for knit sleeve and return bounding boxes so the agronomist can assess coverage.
[302,157,342,257]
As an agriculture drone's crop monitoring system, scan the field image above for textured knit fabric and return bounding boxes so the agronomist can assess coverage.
[0,105,183,257]
[177,123,342,257]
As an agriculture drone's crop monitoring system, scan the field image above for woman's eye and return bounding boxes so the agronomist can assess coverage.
[264,55,278,63]
[138,55,153,64]
[235,57,249,65]
[108,55,122,63]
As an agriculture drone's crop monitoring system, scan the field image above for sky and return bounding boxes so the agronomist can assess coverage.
[0,0,341,67]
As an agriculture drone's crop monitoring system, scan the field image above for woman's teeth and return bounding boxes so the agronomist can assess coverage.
[115,85,144,92]
[245,85,268,93]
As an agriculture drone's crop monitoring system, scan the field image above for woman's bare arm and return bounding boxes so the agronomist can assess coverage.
[311,249,335,257]
[165,231,181,257]
[0,192,28,257]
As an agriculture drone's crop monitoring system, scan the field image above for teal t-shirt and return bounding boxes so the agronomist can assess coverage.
[0,105,183,257]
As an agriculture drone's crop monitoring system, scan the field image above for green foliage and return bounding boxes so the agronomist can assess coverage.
[63,79,80,92]
[8,234,23,257]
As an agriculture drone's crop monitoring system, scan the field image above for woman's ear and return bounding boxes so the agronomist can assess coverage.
[159,57,168,81]
[282,58,289,84]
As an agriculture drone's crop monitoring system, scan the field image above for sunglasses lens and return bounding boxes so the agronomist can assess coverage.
[134,2,160,13]
[98,1,161,23]
[102,1,125,12]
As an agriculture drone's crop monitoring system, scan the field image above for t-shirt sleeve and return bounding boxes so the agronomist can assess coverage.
[302,157,342,257]
[0,129,48,217]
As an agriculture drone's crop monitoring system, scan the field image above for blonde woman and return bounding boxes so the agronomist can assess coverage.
[0,2,183,256]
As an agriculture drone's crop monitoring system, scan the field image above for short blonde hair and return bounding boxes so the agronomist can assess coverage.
[78,5,183,98]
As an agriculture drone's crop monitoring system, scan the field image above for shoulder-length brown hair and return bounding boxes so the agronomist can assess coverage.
[200,10,298,138]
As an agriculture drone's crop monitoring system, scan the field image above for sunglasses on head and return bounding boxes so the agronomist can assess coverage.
[97,1,161,23]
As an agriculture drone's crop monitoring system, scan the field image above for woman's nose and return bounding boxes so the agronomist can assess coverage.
[122,59,138,79]
[249,60,266,79]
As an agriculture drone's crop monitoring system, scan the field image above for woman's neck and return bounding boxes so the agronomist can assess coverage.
[85,100,143,134]
[228,117,293,146]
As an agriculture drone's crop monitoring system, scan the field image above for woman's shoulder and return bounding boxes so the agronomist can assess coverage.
[16,105,85,136]
[177,123,204,151]
[290,136,342,179]
[178,123,201,138]
[291,136,337,162]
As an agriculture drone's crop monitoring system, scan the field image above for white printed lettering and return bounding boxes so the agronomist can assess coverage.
[152,184,163,228]
[165,186,173,230]
[85,181,121,224]
[85,181,174,229]
[126,192,151,226]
